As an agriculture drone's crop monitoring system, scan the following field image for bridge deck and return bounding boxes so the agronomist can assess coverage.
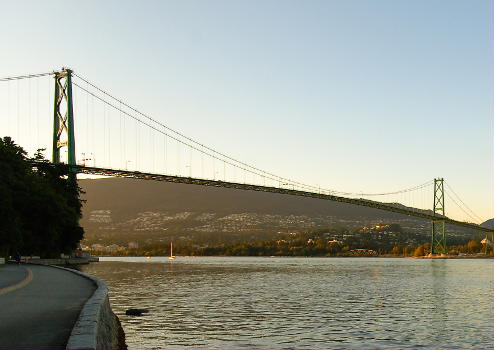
[74,165,491,233]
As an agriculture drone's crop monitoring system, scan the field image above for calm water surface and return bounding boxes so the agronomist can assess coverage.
[81,257,493,349]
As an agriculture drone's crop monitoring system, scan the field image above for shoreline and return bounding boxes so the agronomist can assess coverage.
[94,254,493,259]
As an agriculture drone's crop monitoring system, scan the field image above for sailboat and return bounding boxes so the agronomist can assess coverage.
[168,242,175,260]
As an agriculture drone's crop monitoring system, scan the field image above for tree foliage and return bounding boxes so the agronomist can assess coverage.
[92,225,490,258]
[0,137,84,258]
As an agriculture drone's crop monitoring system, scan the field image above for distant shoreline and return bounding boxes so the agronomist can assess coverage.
[93,254,493,259]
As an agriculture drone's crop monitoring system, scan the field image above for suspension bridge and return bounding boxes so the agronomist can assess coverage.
[1,68,492,255]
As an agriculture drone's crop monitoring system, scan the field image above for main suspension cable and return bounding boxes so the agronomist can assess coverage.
[73,72,328,192]
[445,192,481,224]
[0,72,53,82]
[72,81,285,185]
[356,180,433,197]
[73,73,439,198]
[444,182,484,223]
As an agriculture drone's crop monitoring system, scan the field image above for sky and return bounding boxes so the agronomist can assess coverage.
[0,0,492,222]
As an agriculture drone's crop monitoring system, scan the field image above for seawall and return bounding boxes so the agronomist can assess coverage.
[23,257,99,265]
[49,265,126,350]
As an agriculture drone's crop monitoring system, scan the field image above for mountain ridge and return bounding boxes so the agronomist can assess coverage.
[80,177,430,223]
[78,178,485,248]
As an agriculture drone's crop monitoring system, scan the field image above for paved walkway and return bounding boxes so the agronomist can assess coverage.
[0,263,96,350]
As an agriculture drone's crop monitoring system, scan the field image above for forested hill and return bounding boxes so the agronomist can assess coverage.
[78,177,488,249]
[481,219,494,229]
[80,177,420,222]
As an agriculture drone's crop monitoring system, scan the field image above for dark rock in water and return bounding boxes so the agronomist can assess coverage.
[125,308,149,316]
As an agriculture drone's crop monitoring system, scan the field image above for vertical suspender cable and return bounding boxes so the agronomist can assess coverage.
[48,76,51,160]
[92,94,95,166]
[17,80,20,143]
[120,101,123,169]
[176,141,180,176]
[135,119,139,171]
[86,81,89,161]
[108,105,111,168]
[163,134,168,174]
[28,79,31,153]
[151,128,154,172]
[123,102,126,169]
[7,80,10,136]
[189,146,192,177]
[103,104,107,166]
[36,77,39,147]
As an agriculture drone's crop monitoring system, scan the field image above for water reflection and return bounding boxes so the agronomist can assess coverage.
[81,257,493,349]
[429,260,448,346]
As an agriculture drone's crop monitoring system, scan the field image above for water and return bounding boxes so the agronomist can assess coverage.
[80,257,494,349]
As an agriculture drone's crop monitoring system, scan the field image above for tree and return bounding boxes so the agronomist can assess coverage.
[414,245,425,257]
[0,138,27,257]
[467,240,481,253]
[391,246,402,256]
[0,137,84,258]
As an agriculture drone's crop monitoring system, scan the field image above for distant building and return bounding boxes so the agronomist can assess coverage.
[91,244,104,251]
[89,210,112,223]
[107,244,124,252]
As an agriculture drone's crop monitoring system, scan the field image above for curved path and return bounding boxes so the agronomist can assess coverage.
[0,263,96,350]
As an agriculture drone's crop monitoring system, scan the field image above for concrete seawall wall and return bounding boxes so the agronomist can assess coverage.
[25,257,93,265]
[49,266,126,350]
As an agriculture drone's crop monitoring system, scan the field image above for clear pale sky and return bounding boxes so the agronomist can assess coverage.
[1,0,492,222]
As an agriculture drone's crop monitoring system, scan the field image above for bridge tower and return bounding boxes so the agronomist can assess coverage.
[52,68,76,168]
[431,178,446,255]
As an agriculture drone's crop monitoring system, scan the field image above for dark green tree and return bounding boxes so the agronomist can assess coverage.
[0,137,84,258]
